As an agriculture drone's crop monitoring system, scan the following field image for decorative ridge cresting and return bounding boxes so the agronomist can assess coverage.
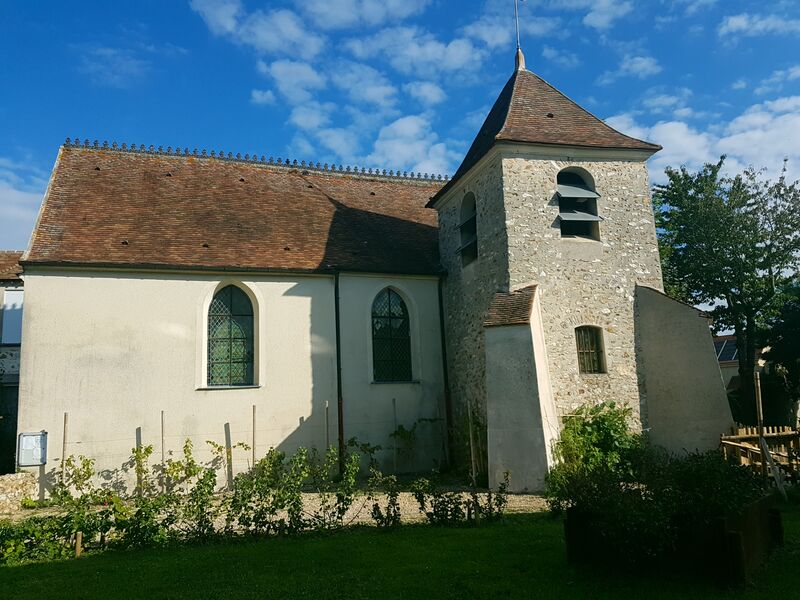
[63,138,450,182]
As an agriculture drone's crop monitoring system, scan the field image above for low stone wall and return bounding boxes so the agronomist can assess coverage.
[0,472,36,514]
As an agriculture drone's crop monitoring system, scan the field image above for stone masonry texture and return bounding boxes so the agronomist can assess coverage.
[438,150,664,443]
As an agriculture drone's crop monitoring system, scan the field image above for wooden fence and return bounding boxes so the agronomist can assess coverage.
[721,425,800,484]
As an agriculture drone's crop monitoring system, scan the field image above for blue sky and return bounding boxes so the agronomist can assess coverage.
[2,0,800,250]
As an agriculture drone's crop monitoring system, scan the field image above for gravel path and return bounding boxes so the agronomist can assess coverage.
[2,491,548,526]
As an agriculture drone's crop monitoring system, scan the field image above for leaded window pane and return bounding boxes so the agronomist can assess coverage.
[207,285,255,386]
[371,289,412,382]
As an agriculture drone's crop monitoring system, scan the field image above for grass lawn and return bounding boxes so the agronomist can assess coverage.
[1,503,798,599]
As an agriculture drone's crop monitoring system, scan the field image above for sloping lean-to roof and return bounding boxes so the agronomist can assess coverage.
[430,67,661,205]
[24,144,445,276]
[484,285,538,327]
[0,251,23,281]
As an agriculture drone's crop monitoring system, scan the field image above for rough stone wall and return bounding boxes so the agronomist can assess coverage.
[501,155,664,425]
[0,472,36,514]
[438,157,509,430]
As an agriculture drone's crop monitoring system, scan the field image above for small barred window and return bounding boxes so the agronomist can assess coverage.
[208,285,254,386]
[575,326,606,374]
[371,288,412,382]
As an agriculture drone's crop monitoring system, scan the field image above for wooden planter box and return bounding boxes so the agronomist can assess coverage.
[564,495,783,585]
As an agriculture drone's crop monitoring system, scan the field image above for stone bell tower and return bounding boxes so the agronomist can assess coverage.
[428,49,668,490]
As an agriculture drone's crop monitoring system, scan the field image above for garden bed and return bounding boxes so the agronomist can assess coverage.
[565,495,784,584]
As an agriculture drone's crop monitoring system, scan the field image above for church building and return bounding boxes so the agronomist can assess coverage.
[15,50,733,492]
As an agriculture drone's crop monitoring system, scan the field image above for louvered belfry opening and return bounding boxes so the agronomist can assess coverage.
[459,192,478,266]
[557,170,601,241]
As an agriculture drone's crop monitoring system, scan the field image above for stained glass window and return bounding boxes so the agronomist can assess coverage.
[372,288,412,382]
[208,285,254,386]
[575,326,606,374]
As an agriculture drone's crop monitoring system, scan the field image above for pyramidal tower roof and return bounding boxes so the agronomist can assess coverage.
[430,51,661,204]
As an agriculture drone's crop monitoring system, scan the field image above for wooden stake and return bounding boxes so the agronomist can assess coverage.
[252,404,257,468]
[160,410,166,492]
[755,372,767,477]
[467,401,477,487]
[224,422,233,490]
[61,412,68,483]
[392,398,398,474]
[75,531,83,558]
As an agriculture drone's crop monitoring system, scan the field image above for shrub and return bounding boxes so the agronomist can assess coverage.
[0,516,74,566]
[545,400,768,564]
[410,472,509,526]
[368,469,401,528]
[545,401,642,514]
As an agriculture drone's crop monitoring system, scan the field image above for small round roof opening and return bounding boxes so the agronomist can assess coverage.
[557,167,595,191]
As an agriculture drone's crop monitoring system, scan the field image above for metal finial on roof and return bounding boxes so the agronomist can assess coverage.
[514,0,526,71]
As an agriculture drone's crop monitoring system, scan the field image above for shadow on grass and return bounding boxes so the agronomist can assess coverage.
[1,508,798,599]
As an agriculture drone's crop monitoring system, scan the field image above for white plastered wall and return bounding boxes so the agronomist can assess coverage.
[485,291,558,492]
[17,270,338,493]
[338,273,446,473]
[17,269,447,493]
[635,285,735,453]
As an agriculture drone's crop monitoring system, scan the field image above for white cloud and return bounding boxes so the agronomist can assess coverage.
[296,0,431,30]
[190,2,325,60]
[238,9,325,60]
[582,0,634,29]
[78,47,150,88]
[0,157,47,251]
[542,46,581,69]
[754,65,800,96]
[718,13,800,38]
[289,101,335,131]
[250,89,276,105]
[671,0,717,16]
[403,81,446,105]
[366,115,459,175]
[731,79,747,90]
[316,128,362,158]
[550,0,633,30]
[346,27,484,79]
[330,61,397,106]
[264,60,327,104]
[606,95,800,183]
[598,55,662,84]
[462,13,559,49]
[189,0,242,35]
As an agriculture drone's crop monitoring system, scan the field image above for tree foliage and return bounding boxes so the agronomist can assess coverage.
[762,287,800,424]
[653,157,800,408]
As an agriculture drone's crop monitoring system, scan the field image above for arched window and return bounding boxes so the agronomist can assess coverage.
[575,326,606,374]
[557,169,601,241]
[459,192,478,266]
[371,288,412,382]
[208,285,254,386]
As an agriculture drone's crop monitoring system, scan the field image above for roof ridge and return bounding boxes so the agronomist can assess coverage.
[63,138,450,184]
[496,69,521,142]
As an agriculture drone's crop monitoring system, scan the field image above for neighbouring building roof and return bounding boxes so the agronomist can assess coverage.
[713,335,739,364]
[24,144,445,276]
[0,251,23,281]
[484,285,538,327]
[430,64,661,205]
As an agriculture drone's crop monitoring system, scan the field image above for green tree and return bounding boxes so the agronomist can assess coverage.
[762,287,800,424]
[653,157,800,410]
